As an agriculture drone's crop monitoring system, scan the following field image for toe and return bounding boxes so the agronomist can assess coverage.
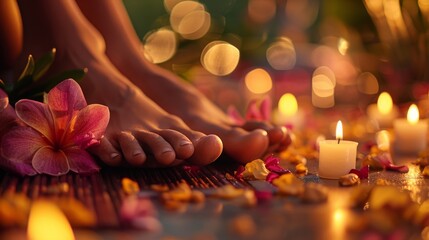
[241,121,286,148]
[154,129,194,160]
[224,128,269,164]
[88,137,122,166]
[133,130,176,166]
[117,131,147,165]
[188,134,223,165]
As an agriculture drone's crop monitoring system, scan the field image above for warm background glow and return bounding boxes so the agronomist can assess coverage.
[278,93,298,116]
[244,68,273,94]
[201,41,240,76]
[377,92,393,114]
[407,104,420,124]
[27,201,74,240]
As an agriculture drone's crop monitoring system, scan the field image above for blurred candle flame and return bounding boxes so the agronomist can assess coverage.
[27,200,75,240]
[376,130,390,151]
[336,120,343,140]
[407,104,419,124]
[377,92,393,114]
[278,93,298,116]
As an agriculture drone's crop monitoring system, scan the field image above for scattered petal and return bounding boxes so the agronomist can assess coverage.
[122,178,140,195]
[245,99,263,120]
[32,146,70,176]
[349,165,369,179]
[266,172,280,183]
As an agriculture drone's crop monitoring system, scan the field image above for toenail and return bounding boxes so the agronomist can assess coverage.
[132,151,143,156]
[110,153,120,159]
[179,141,192,147]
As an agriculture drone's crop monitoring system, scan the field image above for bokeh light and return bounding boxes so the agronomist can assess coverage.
[164,0,185,12]
[170,1,210,39]
[201,41,240,76]
[177,10,211,40]
[312,66,335,108]
[247,0,276,24]
[377,92,393,114]
[244,68,273,94]
[337,38,349,55]
[357,72,379,94]
[278,93,298,116]
[28,201,74,240]
[143,28,177,63]
[266,37,296,70]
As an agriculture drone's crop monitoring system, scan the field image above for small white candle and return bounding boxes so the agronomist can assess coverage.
[393,104,428,154]
[318,121,358,179]
[367,92,399,129]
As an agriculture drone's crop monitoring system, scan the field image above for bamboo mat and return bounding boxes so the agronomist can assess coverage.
[0,158,248,228]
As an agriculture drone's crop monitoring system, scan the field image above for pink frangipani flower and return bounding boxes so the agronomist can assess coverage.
[0,79,109,176]
[228,96,272,125]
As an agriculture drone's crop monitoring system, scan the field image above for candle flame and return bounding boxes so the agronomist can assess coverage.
[336,120,343,141]
[407,104,419,124]
[377,92,393,114]
[278,93,298,116]
[27,200,75,240]
[376,130,390,151]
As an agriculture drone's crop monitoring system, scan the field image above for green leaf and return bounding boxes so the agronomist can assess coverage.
[33,48,56,81]
[24,68,87,97]
[17,55,35,82]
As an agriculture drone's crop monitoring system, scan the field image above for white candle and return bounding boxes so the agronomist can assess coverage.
[367,92,399,129]
[393,104,428,154]
[318,121,358,179]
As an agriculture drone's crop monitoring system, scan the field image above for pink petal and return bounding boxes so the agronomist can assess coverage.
[386,164,409,173]
[1,127,47,163]
[266,172,280,183]
[254,190,273,203]
[0,105,21,136]
[227,105,245,125]
[259,96,272,121]
[245,100,263,120]
[374,152,409,173]
[63,147,100,174]
[14,99,55,142]
[32,146,70,176]
[0,156,36,176]
[0,89,8,112]
[265,155,290,174]
[349,165,369,179]
[47,79,87,131]
[69,104,109,148]
[235,165,245,179]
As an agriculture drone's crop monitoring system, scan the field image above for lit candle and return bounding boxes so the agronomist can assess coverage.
[318,121,358,179]
[367,92,399,129]
[393,104,428,154]
[273,93,304,129]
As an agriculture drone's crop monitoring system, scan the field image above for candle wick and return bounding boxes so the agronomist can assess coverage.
[337,138,341,144]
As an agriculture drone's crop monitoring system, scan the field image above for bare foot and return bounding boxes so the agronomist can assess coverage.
[17,0,223,167]
[77,0,290,163]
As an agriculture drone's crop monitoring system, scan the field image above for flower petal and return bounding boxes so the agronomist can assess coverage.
[0,157,36,176]
[63,147,100,174]
[259,96,272,121]
[32,146,70,176]
[266,172,280,183]
[349,165,369,179]
[227,105,245,125]
[245,99,263,120]
[0,89,8,112]
[14,99,55,141]
[1,127,46,163]
[47,79,87,131]
[69,104,109,148]
[0,105,21,136]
